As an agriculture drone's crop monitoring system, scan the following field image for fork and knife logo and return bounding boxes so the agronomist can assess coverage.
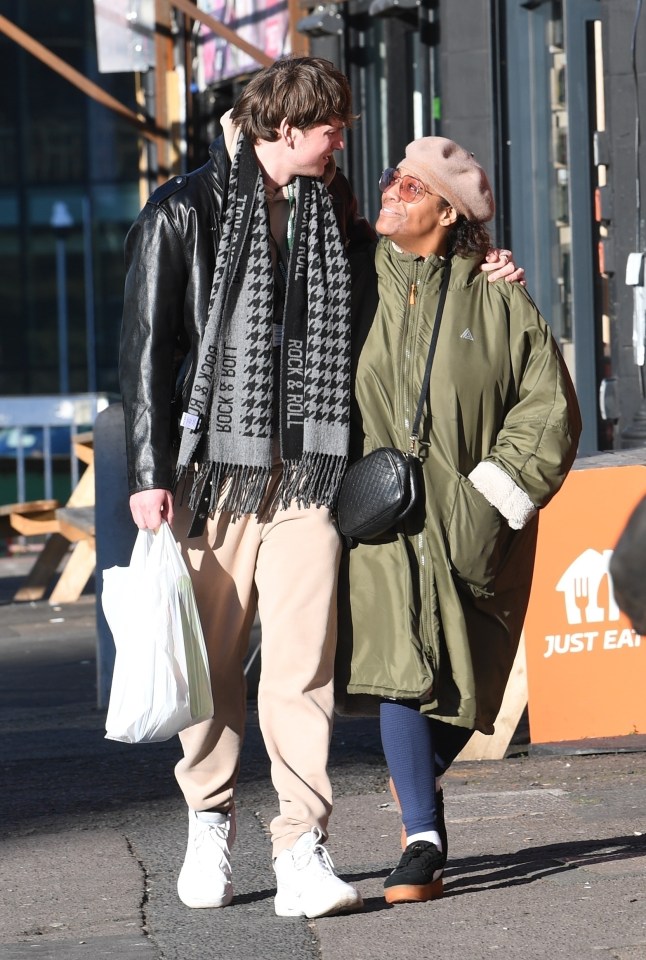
[541,548,640,659]
[556,548,620,625]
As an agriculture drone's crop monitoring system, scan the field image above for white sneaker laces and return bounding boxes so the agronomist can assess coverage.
[293,827,336,876]
[195,819,232,871]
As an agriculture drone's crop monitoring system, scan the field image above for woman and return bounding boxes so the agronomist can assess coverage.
[337,137,582,905]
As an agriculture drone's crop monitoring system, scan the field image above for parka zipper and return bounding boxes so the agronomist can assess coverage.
[418,528,436,677]
[396,260,437,678]
[403,260,445,680]
[417,262,451,680]
[401,262,419,434]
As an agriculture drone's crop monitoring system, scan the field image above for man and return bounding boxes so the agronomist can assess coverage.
[120,55,370,920]
[120,57,519,918]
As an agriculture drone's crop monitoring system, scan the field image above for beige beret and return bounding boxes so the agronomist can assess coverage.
[398,136,495,223]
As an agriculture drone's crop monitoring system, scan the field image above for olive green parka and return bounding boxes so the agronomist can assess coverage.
[336,240,582,733]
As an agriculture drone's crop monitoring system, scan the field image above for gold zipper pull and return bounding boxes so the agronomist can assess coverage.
[409,282,417,305]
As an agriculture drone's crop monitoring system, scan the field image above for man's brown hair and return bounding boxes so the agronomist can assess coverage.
[230,56,355,142]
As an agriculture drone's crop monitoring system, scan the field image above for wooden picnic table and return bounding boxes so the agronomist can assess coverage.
[4,432,96,603]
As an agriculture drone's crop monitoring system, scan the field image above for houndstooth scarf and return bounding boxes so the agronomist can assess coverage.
[176,135,351,523]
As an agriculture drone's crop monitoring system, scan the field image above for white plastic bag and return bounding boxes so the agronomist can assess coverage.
[103,523,213,743]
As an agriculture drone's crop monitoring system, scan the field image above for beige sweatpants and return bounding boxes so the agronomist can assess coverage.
[172,468,342,856]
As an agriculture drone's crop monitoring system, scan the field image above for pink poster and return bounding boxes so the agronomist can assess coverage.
[197,0,290,85]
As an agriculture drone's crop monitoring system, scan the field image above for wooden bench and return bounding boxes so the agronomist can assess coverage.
[47,504,96,604]
[0,499,60,540]
[6,433,97,603]
[0,500,72,603]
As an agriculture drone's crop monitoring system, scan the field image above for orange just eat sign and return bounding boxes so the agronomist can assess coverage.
[523,464,646,743]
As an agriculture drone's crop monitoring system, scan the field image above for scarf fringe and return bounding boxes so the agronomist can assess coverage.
[176,453,347,521]
[217,463,271,516]
[278,452,347,511]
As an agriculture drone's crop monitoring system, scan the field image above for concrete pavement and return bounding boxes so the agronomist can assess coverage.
[1,553,646,960]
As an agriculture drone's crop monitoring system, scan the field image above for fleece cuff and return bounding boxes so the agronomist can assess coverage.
[468,461,536,530]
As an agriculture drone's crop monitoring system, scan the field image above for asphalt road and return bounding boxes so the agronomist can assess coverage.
[2,561,646,960]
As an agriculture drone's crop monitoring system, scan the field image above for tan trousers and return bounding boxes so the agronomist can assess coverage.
[172,469,342,856]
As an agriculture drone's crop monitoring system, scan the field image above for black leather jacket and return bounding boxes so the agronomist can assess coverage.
[119,136,374,496]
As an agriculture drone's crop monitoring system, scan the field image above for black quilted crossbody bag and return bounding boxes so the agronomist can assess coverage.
[336,259,451,542]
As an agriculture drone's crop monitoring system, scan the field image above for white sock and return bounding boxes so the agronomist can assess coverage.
[407,830,442,852]
[195,809,228,824]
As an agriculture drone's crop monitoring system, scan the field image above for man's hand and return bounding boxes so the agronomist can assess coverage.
[129,489,175,530]
[481,248,526,285]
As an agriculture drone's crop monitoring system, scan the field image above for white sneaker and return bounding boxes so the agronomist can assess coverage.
[177,807,236,908]
[273,827,363,918]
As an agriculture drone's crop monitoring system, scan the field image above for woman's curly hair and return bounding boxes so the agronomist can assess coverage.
[446,213,492,259]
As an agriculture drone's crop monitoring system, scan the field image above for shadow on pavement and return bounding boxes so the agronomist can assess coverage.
[339,833,646,908]
[444,832,646,894]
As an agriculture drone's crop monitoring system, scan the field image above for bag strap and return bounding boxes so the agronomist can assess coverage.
[409,258,452,455]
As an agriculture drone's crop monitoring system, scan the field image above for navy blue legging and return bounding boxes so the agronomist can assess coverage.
[380,699,473,837]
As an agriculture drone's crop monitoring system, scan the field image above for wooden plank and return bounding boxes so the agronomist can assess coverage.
[10,510,59,536]
[73,432,94,465]
[455,633,528,762]
[56,522,95,546]
[1,501,59,537]
[49,539,96,604]
[66,462,95,507]
[13,533,70,602]
[56,506,95,542]
[0,499,58,517]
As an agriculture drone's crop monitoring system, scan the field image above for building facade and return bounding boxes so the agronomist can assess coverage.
[305,0,646,456]
[0,0,141,397]
[1,0,645,459]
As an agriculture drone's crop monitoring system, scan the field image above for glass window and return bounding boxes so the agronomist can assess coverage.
[0,194,23,392]
[0,0,140,395]
[0,21,19,187]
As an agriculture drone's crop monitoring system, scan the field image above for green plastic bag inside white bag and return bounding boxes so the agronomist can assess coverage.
[103,522,213,743]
